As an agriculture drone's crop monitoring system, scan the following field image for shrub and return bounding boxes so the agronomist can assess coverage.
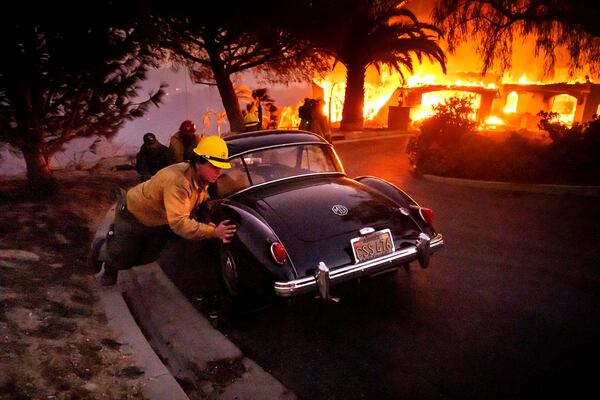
[542,114,600,184]
[408,96,479,174]
[409,105,600,184]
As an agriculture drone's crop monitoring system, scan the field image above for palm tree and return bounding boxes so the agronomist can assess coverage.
[251,88,276,129]
[321,0,447,131]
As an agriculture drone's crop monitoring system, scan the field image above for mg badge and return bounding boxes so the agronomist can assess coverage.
[332,204,348,216]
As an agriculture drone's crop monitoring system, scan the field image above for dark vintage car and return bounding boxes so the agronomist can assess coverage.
[89,130,444,301]
[204,130,444,301]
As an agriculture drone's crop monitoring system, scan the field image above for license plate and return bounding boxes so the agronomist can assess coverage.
[350,229,395,263]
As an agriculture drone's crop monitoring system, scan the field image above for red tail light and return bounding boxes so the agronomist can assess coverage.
[419,207,434,225]
[270,242,287,264]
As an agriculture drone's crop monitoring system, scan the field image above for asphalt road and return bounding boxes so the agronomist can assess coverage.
[168,136,600,400]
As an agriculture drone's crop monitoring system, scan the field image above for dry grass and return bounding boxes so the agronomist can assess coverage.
[0,169,147,400]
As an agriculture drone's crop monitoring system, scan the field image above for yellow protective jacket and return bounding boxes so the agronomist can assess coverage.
[126,162,216,240]
[169,132,201,162]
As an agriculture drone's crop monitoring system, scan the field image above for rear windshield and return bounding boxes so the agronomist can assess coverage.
[215,144,342,197]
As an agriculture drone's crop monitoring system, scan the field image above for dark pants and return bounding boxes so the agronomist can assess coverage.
[105,197,170,273]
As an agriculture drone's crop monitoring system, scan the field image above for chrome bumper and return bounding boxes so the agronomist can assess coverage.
[274,233,444,297]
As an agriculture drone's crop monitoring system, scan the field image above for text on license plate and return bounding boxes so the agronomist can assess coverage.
[350,229,395,263]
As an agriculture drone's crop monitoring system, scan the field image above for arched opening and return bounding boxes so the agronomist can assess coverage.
[411,90,481,123]
[503,91,518,114]
[551,94,577,125]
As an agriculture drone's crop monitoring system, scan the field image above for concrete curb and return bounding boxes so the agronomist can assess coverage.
[422,174,600,197]
[100,263,296,400]
[98,286,189,400]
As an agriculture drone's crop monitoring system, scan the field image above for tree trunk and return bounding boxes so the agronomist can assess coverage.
[214,69,244,133]
[11,82,56,195]
[340,61,366,131]
[206,46,244,133]
[20,142,55,195]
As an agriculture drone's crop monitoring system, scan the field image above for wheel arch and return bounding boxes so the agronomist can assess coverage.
[210,200,296,282]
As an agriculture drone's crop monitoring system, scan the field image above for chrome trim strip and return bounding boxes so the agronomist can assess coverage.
[227,142,345,196]
[229,141,330,159]
[274,233,444,297]
[232,172,345,197]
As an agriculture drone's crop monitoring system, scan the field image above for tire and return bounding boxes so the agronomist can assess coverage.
[219,248,242,299]
[218,247,273,312]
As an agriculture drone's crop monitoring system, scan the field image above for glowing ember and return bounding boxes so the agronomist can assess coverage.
[483,116,505,128]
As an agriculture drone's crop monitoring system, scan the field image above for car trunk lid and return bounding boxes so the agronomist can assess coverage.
[256,177,417,242]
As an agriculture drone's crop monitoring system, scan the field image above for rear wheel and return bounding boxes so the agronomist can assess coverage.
[218,246,273,312]
[219,248,242,299]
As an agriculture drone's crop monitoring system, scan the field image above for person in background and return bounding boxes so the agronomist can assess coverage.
[298,98,314,131]
[243,103,260,132]
[135,132,174,182]
[308,98,332,142]
[99,136,237,286]
[267,104,279,129]
[169,120,201,162]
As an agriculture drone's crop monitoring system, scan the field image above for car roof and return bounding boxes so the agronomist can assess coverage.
[223,130,328,157]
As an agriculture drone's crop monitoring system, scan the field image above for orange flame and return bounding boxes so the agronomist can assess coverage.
[314,64,401,125]
[311,57,594,130]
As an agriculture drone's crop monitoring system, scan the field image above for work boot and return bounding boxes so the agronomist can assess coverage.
[100,270,118,286]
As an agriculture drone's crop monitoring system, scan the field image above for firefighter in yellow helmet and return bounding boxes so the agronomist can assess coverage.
[243,105,261,132]
[98,136,237,286]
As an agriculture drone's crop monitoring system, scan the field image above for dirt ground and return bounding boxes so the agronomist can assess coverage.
[0,169,146,400]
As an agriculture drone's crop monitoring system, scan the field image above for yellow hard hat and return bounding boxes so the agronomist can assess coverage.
[192,136,231,169]
[243,112,259,127]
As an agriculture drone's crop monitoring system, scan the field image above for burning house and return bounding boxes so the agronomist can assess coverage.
[311,64,600,132]
[308,0,599,133]
[394,75,599,130]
